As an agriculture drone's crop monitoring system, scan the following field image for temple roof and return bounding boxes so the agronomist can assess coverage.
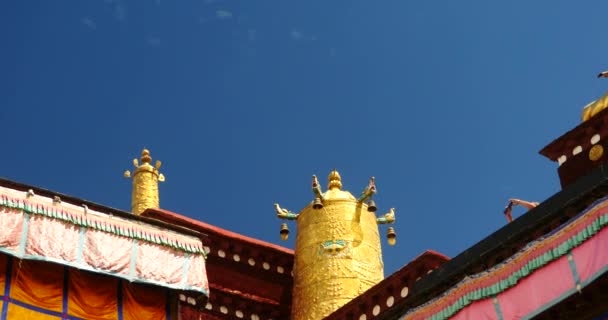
[0,178,202,238]
[377,162,608,320]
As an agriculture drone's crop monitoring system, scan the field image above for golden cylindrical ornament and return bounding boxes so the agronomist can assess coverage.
[291,187,384,320]
[126,149,163,215]
[131,163,160,215]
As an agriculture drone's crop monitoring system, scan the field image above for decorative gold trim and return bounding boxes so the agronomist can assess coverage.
[589,144,604,161]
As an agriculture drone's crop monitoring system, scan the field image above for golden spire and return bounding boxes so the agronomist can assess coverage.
[124,149,165,215]
[327,168,342,190]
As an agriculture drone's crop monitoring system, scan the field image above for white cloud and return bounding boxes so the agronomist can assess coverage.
[216,10,233,20]
[290,29,316,41]
[81,17,96,29]
[105,0,127,21]
[247,29,256,42]
[290,30,303,40]
[146,36,161,46]
[114,4,127,21]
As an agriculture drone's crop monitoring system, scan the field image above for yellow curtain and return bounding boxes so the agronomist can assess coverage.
[0,253,169,320]
[0,253,4,319]
[6,304,58,320]
[9,259,63,313]
[68,269,119,319]
[0,253,6,295]
[123,282,167,320]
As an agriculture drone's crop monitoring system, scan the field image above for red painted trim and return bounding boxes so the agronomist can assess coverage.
[142,208,294,255]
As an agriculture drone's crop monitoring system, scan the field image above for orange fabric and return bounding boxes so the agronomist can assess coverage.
[10,259,63,313]
[123,282,167,320]
[6,303,58,320]
[68,269,119,319]
[0,254,169,320]
[0,253,6,294]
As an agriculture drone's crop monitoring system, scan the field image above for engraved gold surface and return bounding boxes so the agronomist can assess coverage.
[125,149,164,215]
[291,170,384,320]
[589,144,604,161]
[582,91,608,122]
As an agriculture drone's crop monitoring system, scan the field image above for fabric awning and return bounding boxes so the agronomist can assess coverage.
[0,186,208,296]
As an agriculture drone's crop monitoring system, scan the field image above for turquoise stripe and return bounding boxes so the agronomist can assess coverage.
[492,297,504,320]
[523,263,608,319]
[77,227,86,264]
[567,252,581,288]
[181,253,191,285]
[129,240,138,279]
[18,213,31,256]
[400,202,608,320]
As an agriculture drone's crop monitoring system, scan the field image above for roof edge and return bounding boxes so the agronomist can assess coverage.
[143,208,294,256]
[0,177,205,239]
[379,162,608,320]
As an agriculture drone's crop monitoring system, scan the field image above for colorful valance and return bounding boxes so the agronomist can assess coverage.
[401,197,608,320]
[0,187,208,296]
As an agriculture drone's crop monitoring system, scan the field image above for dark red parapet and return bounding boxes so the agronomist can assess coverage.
[324,250,450,320]
[540,107,608,188]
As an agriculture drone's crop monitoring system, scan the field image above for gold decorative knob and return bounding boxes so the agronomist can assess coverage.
[589,144,604,161]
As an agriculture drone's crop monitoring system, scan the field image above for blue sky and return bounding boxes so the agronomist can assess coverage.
[2,1,608,276]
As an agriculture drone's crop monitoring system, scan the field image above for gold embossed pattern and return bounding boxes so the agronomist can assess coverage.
[291,171,384,320]
[582,92,608,122]
[124,149,164,215]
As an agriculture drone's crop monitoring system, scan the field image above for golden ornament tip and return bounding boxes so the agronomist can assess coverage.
[124,170,131,178]
[328,168,342,190]
[141,149,152,163]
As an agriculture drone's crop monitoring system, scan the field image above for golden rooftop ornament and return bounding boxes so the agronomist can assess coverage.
[275,169,397,320]
[582,70,608,122]
[124,149,165,215]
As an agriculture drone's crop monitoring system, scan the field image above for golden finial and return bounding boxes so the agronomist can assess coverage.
[124,149,165,215]
[582,71,608,122]
[141,149,152,163]
[327,169,342,190]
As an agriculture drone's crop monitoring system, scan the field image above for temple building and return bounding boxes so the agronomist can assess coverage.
[0,173,208,318]
[3,90,608,319]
